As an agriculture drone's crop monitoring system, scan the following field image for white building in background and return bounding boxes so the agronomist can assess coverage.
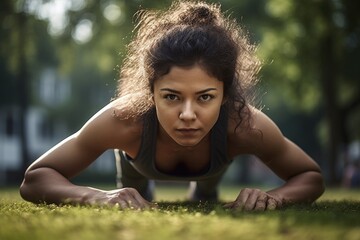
[0,107,64,165]
[0,68,115,186]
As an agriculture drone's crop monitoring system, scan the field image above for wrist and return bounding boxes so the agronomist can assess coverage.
[266,191,285,206]
[78,187,106,205]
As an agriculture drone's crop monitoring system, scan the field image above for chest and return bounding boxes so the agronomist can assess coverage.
[154,140,211,175]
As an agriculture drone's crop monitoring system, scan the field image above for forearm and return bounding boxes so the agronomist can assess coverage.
[20,167,103,205]
[267,171,325,205]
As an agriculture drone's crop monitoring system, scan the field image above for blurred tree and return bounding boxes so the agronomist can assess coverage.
[0,0,175,181]
[256,0,360,184]
[0,0,32,173]
[40,0,174,131]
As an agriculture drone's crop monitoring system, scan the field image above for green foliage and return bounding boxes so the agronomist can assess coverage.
[258,0,360,137]
[257,0,323,111]
[1,187,359,240]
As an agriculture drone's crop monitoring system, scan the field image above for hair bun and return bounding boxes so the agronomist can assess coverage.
[179,5,217,26]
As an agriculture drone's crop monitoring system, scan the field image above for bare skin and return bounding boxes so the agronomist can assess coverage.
[20,65,324,211]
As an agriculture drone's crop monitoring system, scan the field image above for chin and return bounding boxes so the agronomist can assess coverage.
[179,143,197,148]
[175,139,202,148]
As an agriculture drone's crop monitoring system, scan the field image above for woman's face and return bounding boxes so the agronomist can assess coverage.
[153,65,224,148]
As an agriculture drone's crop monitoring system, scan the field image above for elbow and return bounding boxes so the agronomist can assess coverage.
[306,170,326,202]
[19,167,71,204]
[317,171,326,199]
[19,184,31,203]
[285,170,326,203]
[19,168,43,203]
[19,169,34,202]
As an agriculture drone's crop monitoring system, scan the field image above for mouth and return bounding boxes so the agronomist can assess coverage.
[176,128,200,135]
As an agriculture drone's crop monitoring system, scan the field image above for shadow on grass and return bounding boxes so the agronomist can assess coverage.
[157,200,360,227]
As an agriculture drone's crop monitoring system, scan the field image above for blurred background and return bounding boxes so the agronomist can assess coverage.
[0,0,359,189]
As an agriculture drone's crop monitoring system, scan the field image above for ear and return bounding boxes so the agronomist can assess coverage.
[150,94,155,104]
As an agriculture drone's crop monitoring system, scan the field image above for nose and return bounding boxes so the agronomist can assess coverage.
[179,101,196,121]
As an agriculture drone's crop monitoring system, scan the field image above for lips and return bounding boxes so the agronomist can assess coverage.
[176,128,199,136]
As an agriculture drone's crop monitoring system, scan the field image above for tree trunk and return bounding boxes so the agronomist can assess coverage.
[319,2,342,185]
[17,10,30,178]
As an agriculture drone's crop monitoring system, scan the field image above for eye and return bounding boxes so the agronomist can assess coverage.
[164,94,179,101]
[199,94,214,102]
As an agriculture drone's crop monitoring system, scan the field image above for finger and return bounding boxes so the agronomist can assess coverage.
[254,194,268,211]
[118,200,129,209]
[244,189,263,211]
[125,193,144,210]
[231,199,245,210]
[111,189,139,209]
[128,189,154,209]
[232,188,252,210]
[223,202,235,208]
[266,198,277,210]
[125,199,135,209]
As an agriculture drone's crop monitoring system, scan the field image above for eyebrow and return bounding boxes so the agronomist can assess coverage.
[160,88,218,94]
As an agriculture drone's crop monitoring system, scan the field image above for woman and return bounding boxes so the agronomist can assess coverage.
[20,1,324,211]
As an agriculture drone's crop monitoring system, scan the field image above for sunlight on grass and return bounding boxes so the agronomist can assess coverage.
[1,186,359,240]
[318,188,360,201]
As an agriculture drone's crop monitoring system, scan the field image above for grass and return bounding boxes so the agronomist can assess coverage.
[1,185,359,240]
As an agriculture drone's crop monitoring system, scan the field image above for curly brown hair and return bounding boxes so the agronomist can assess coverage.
[115,1,261,129]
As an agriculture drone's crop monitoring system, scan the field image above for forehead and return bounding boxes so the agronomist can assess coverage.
[154,65,223,91]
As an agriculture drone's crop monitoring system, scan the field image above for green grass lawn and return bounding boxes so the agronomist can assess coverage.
[1,185,359,240]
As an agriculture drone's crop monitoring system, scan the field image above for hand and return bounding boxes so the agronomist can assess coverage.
[223,188,282,211]
[89,187,157,210]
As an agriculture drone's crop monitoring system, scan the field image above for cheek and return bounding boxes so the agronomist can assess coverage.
[155,104,176,125]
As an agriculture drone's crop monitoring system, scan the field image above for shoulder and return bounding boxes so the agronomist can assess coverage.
[75,100,143,153]
[227,106,323,184]
[24,99,145,177]
[227,106,285,159]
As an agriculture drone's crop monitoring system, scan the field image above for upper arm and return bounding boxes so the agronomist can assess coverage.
[26,102,140,179]
[26,132,102,179]
[231,108,321,181]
